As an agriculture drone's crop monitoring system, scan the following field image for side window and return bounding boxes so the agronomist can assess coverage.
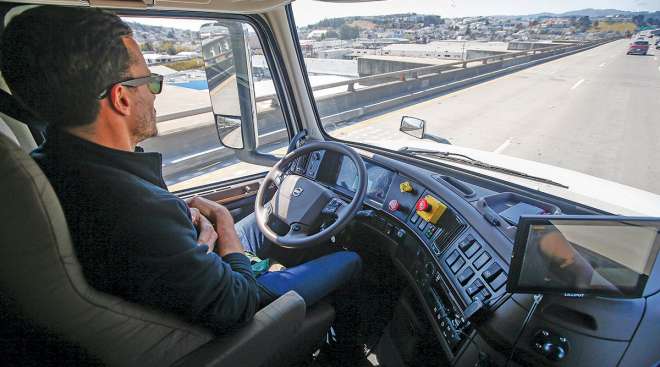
[125,17,289,192]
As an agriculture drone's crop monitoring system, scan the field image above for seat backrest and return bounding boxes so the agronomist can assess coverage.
[0,134,214,366]
[0,111,36,152]
[0,112,19,145]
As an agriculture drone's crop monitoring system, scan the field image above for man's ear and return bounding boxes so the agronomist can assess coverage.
[107,84,132,116]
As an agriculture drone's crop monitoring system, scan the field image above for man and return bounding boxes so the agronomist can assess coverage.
[0,5,361,334]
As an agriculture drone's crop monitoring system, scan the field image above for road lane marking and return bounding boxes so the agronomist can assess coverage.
[170,146,224,164]
[494,137,513,154]
[570,78,585,90]
[599,63,606,67]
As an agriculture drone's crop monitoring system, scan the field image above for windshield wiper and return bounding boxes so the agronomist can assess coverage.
[398,147,568,189]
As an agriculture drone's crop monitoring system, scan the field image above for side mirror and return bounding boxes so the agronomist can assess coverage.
[400,116,425,139]
[200,21,276,166]
[215,115,243,149]
[399,115,452,145]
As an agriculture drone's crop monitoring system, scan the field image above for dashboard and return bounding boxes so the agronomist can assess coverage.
[335,156,393,204]
[287,148,660,367]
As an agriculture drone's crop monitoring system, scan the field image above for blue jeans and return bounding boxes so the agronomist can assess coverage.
[235,213,362,306]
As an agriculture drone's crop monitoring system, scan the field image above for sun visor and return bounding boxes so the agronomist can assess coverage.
[6,0,291,14]
[151,0,292,13]
[89,0,153,8]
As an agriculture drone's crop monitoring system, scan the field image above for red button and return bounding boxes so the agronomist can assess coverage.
[388,199,400,212]
[416,198,430,212]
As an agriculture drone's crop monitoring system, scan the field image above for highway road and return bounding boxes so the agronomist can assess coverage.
[329,39,660,196]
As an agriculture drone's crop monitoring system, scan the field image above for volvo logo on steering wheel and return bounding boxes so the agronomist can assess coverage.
[292,187,304,197]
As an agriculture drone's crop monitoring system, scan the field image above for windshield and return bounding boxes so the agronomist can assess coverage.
[291,0,660,213]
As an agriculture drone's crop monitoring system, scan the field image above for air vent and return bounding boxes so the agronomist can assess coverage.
[434,175,476,199]
[435,215,466,252]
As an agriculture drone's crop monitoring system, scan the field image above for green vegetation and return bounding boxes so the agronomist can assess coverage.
[339,24,360,40]
[588,21,637,33]
[164,58,204,71]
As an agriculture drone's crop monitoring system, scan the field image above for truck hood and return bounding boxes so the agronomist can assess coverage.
[365,139,660,216]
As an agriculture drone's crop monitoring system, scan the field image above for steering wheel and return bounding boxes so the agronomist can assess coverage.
[255,141,367,249]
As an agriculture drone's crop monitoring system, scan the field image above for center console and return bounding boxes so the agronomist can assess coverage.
[292,149,656,367]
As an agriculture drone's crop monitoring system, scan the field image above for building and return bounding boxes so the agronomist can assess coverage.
[380,41,510,61]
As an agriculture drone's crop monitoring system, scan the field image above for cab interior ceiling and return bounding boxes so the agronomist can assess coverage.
[19,0,294,12]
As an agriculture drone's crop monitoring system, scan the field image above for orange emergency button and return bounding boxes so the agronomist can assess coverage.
[416,198,430,212]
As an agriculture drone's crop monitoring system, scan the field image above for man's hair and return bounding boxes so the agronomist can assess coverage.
[0,6,134,127]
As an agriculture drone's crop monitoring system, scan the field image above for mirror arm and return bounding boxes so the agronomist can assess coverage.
[287,129,308,153]
[422,133,451,145]
[235,149,280,166]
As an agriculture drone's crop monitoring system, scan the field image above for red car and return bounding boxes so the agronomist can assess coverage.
[627,40,649,55]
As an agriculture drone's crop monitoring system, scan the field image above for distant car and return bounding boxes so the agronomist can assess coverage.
[628,40,649,55]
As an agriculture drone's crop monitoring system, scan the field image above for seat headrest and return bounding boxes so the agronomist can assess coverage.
[0,87,46,129]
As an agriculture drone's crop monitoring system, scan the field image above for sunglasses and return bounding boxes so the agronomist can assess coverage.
[97,73,164,99]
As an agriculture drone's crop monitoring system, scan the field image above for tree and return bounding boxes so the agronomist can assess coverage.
[141,42,154,52]
[319,18,346,28]
[159,41,177,55]
[422,15,442,26]
[593,20,599,28]
[632,14,645,27]
[577,16,591,30]
[326,29,339,38]
[339,24,360,40]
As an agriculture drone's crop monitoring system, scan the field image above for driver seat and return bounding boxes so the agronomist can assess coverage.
[0,123,335,366]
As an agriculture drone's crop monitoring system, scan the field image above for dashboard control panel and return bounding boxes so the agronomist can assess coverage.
[441,231,508,307]
[287,149,651,367]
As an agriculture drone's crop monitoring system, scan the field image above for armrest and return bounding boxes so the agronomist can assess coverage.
[173,291,306,367]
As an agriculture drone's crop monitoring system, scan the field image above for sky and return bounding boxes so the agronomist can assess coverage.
[125,0,660,30]
[292,0,660,26]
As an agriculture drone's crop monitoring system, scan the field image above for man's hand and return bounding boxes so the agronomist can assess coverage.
[189,207,218,254]
[187,197,245,257]
[539,231,576,268]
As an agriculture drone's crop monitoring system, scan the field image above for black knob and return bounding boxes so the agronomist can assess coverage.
[542,342,566,361]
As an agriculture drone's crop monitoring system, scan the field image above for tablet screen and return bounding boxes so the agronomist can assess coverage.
[508,216,660,298]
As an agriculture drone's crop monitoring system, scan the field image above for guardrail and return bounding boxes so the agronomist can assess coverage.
[156,39,613,123]
[151,37,618,184]
[253,40,603,102]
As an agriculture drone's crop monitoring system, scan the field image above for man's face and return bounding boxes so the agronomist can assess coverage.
[122,36,158,142]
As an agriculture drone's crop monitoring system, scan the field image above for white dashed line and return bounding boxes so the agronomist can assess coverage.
[171,146,224,164]
[570,78,585,90]
[598,63,606,67]
[494,137,513,154]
